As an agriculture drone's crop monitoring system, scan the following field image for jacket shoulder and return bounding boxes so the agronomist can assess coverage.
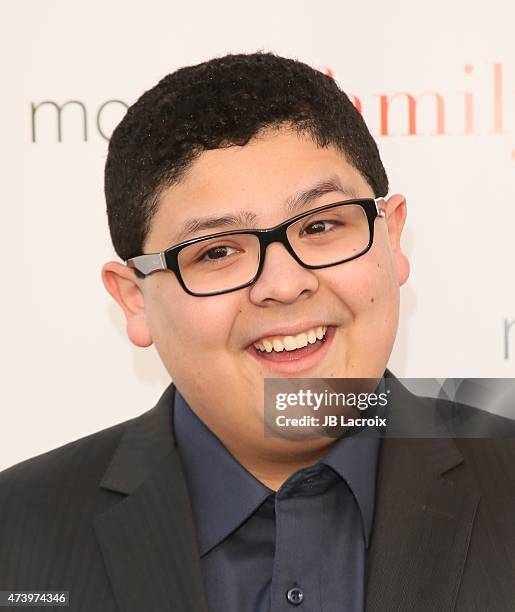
[0,415,140,527]
[0,415,141,593]
[0,417,133,487]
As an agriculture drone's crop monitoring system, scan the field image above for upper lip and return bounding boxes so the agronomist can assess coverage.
[246,322,334,347]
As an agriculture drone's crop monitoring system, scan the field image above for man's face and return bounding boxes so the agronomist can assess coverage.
[103,126,409,451]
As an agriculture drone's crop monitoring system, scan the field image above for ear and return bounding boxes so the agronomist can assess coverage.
[383,193,410,286]
[101,261,153,347]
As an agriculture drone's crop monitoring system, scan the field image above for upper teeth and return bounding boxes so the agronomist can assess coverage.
[253,326,328,353]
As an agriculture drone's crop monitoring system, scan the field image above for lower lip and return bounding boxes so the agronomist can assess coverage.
[246,326,336,375]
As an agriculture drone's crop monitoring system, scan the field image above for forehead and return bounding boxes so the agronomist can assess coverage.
[145,128,373,250]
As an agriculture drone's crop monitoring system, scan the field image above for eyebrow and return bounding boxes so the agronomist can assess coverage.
[285,174,358,214]
[170,174,358,244]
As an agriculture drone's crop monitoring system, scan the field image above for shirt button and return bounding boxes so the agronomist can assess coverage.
[286,586,304,605]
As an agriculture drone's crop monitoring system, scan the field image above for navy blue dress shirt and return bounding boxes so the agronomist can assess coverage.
[173,390,381,612]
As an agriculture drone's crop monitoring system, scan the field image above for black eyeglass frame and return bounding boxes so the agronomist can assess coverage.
[126,197,386,297]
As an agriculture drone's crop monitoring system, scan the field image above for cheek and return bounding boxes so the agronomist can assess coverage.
[325,251,398,318]
[357,255,400,339]
[149,283,241,353]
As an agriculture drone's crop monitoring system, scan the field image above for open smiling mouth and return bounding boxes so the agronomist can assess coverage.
[249,325,334,363]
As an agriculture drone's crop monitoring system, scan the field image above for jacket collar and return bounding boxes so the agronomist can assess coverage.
[98,382,178,495]
[94,382,210,612]
[365,371,480,611]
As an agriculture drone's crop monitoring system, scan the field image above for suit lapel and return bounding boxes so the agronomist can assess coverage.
[93,383,209,612]
[365,377,481,612]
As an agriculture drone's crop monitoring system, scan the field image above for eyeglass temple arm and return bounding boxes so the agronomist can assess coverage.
[374,197,386,217]
[127,198,387,277]
[126,252,167,277]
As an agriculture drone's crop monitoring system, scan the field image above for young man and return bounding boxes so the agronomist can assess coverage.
[1,52,515,612]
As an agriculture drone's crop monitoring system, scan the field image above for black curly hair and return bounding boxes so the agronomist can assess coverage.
[104,51,388,262]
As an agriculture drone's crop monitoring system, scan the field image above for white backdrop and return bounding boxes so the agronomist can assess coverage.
[1,0,514,470]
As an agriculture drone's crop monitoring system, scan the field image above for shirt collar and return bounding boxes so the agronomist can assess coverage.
[173,385,382,555]
[320,427,381,547]
[173,390,272,556]
[319,376,386,546]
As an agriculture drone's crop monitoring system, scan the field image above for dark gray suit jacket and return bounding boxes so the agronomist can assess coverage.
[1,374,515,611]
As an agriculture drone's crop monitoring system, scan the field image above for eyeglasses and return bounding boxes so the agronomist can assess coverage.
[126,198,386,297]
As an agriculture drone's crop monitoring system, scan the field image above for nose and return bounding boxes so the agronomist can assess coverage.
[248,241,319,306]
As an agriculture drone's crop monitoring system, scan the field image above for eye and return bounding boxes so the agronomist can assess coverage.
[301,219,338,235]
[198,244,239,262]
